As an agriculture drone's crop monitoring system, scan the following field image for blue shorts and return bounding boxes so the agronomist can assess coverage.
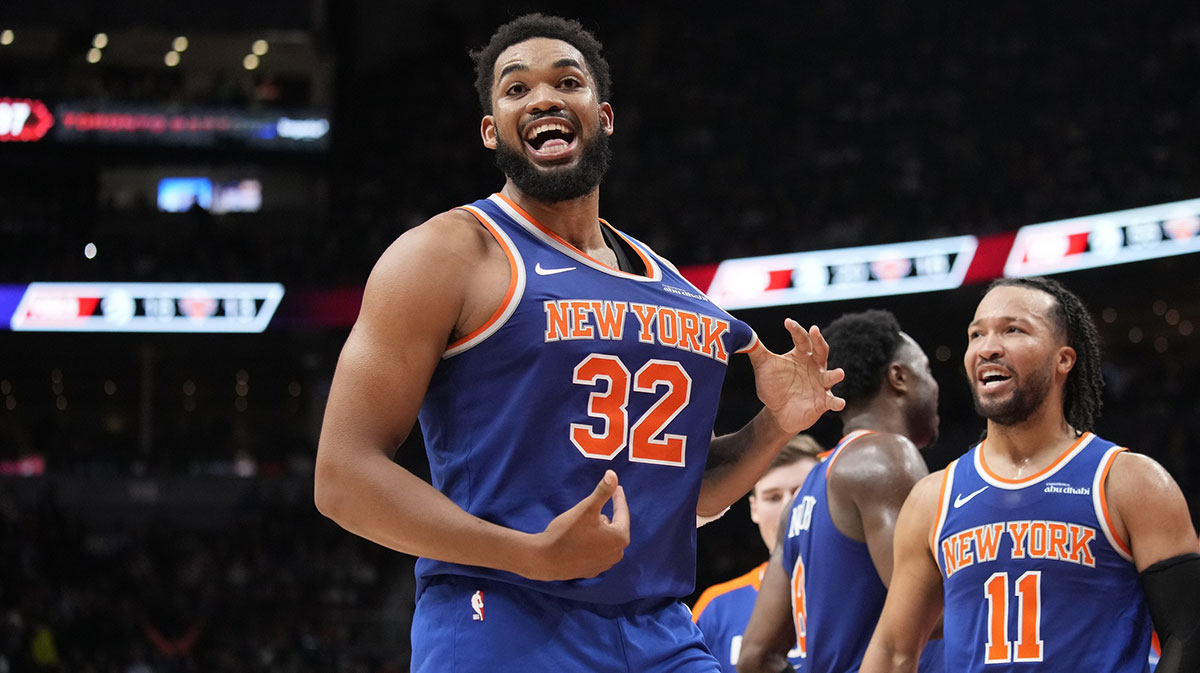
[411,575,721,673]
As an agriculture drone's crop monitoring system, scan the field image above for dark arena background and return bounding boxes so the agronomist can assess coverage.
[3,2,1199,671]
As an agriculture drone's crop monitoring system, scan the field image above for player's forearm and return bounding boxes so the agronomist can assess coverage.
[859,637,919,673]
[315,451,538,576]
[735,645,791,673]
[699,408,791,516]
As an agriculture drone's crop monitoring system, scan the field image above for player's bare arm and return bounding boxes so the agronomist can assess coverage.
[699,320,845,517]
[829,434,929,587]
[1105,451,1200,673]
[738,515,801,673]
[314,210,629,581]
[860,471,945,673]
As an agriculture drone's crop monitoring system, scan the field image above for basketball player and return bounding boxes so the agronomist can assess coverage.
[313,14,845,673]
[860,277,1200,673]
[737,309,945,673]
[692,434,823,673]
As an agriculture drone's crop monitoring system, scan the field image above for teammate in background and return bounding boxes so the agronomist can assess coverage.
[692,435,824,673]
[314,14,845,673]
[860,277,1200,673]
[739,309,944,673]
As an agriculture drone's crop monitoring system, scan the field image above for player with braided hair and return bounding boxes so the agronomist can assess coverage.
[861,276,1200,673]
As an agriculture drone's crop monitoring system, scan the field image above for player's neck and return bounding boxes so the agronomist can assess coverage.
[982,405,1078,475]
[500,182,605,251]
[841,404,905,440]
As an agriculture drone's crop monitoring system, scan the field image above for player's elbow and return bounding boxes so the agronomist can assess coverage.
[313,455,349,521]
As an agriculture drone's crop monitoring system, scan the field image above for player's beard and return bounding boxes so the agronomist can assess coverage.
[495,125,612,204]
[972,365,1053,426]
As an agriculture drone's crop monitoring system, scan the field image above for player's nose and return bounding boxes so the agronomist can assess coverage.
[525,82,565,115]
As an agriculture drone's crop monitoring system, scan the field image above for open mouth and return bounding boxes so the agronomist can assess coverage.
[524,119,578,159]
[977,366,1013,389]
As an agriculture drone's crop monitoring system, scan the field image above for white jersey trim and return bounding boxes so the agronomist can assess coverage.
[931,459,957,576]
[1092,445,1134,563]
[972,432,1096,490]
[444,205,527,358]
[490,194,663,282]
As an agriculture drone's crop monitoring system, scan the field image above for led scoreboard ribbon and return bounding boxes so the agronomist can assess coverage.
[10,283,284,333]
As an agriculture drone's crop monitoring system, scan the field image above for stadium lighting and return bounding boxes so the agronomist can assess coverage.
[252,39,268,56]
[1,30,14,46]
[92,33,108,49]
[86,48,102,64]
[164,51,180,67]
[243,54,260,70]
[173,36,188,52]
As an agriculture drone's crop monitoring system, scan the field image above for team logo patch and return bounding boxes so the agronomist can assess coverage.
[471,590,484,621]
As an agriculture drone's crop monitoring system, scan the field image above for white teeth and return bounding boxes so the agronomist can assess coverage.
[526,122,569,140]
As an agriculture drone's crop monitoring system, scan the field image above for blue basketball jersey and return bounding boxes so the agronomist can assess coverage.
[416,194,759,605]
[782,431,944,673]
[692,563,804,673]
[932,432,1151,672]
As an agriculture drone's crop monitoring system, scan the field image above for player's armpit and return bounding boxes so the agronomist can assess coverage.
[1142,553,1200,673]
[859,472,945,673]
[738,549,797,673]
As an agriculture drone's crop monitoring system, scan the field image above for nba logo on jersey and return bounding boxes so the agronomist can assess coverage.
[471,591,484,621]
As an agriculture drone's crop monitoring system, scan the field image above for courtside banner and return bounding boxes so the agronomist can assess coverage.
[705,236,978,310]
[9,282,284,333]
[1004,198,1200,277]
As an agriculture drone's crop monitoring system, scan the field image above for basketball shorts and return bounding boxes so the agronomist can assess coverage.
[411,575,721,672]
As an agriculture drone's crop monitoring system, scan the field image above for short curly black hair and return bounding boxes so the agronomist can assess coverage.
[822,309,904,408]
[470,13,613,115]
[985,276,1104,431]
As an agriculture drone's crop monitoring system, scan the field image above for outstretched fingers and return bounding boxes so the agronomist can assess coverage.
[784,318,814,355]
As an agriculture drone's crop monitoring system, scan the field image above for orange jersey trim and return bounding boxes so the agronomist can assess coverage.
[1097,447,1132,557]
[825,430,877,477]
[495,192,652,278]
[977,432,1092,486]
[930,461,955,562]
[600,217,656,275]
[691,562,766,622]
[446,206,521,352]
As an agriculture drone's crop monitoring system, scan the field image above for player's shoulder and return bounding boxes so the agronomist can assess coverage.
[1106,450,1183,505]
[369,209,492,280]
[829,431,924,485]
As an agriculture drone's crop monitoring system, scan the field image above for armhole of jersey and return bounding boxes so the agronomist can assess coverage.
[443,205,525,358]
[824,429,877,478]
[600,218,661,280]
[930,460,957,574]
[1092,446,1134,562]
[736,331,761,354]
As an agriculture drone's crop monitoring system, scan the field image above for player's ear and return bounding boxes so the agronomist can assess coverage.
[481,115,498,150]
[600,102,614,136]
[887,361,908,393]
[1056,346,1076,375]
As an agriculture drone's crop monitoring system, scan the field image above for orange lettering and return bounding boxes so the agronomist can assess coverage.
[569,301,595,339]
[630,303,658,343]
[1007,521,1031,559]
[544,300,571,341]
[700,315,731,363]
[590,301,627,340]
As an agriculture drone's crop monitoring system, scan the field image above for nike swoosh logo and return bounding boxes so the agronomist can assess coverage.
[954,485,988,508]
[535,262,577,276]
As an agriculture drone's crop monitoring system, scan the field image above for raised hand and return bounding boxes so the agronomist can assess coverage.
[747,318,846,434]
[524,469,631,581]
